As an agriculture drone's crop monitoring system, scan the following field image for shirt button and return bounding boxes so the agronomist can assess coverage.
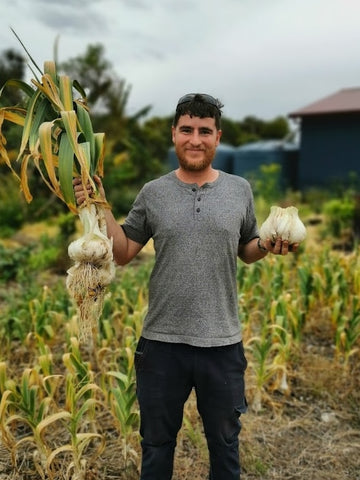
[196,208,200,213]
[197,197,201,201]
[192,188,196,192]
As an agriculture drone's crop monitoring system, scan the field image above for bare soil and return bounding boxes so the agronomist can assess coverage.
[1,340,359,480]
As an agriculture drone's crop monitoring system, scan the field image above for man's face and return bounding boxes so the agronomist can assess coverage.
[172,115,222,172]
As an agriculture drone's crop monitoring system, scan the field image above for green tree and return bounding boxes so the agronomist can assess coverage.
[219,115,290,146]
[219,117,243,145]
[0,48,25,106]
[261,116,289,139]
[0,49,26,154]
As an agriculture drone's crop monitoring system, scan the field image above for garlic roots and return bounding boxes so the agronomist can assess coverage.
[66,204,115,342]
[259,206,306,244]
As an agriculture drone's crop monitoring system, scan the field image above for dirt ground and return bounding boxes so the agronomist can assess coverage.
[1,341,359,480]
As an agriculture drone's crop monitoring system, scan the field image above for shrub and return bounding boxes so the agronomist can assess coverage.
[323,197,355,237]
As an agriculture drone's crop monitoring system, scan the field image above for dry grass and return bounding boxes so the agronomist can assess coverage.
[2,346,358,480]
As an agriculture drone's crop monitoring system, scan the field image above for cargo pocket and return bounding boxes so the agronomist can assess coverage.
[235,396,248,416]
[134,336,149,371]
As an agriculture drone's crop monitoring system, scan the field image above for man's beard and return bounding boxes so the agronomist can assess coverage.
[176,149,214,172]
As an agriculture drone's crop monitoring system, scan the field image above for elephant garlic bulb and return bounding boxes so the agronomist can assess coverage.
[259,206,306,244]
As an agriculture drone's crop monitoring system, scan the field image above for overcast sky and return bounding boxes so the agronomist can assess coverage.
[1,0,360,123]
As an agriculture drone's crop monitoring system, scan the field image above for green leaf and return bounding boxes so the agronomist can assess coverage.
[10,27,43,76]
[94,132,105,176]
[28,96,54,151]
[73,79,87,99]
[44,60,57,84]
[36,410,71,435]
[0,78,35,99]
[59,75,74,111]
[17,89,42,160]
[38,121,62,198]
[76,102,95,163]
[59,132,77,212]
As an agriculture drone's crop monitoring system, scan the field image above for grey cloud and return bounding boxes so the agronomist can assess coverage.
[132,46,165,62]
[118,0,150,9]
[33,1,107,35]
[35,0,98,5]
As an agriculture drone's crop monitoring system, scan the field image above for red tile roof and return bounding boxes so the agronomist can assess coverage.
[288,88,360,117]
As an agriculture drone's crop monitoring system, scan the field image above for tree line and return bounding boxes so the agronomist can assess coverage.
[0,44,290,219]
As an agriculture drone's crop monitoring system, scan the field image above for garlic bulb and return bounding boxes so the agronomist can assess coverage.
[66,203,115,342]
[259,205,306,244]
[68,204,113,265]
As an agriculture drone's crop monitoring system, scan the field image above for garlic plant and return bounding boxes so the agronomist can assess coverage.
[259,206,306,244]
[0,31,114,342]
[67,204,115,340]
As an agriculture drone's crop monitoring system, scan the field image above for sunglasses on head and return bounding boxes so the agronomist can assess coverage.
[176,93,221,110]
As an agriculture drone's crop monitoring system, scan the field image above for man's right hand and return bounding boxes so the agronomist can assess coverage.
[73,175,106,206]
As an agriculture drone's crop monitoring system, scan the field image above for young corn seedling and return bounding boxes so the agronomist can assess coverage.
[0,30,115,344]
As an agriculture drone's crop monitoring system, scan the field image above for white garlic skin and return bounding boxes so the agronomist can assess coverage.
[68,233,113,265]
[259,205,306,244]
[68,204,114,266]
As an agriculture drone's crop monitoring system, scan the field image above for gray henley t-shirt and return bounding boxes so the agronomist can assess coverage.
[122,170,259,347]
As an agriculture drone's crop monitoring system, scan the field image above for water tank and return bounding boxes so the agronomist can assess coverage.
[232,140,299,189]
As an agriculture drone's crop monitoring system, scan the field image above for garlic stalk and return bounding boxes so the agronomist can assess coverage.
[259,206,306,244]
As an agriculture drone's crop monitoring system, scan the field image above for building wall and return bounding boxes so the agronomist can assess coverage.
[298,114,360,188]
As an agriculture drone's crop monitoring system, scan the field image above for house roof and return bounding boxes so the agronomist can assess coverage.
[288,88,360,118]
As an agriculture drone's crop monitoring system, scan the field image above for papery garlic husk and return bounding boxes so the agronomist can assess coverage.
[259,206,278,242]
[285,206,306,243]
[68,234,113,265]
[259,205,306,244]
[68,204,113,265]
[66,203,115,342]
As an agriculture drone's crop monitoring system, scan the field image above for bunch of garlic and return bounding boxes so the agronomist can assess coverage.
[259,205,306,244]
